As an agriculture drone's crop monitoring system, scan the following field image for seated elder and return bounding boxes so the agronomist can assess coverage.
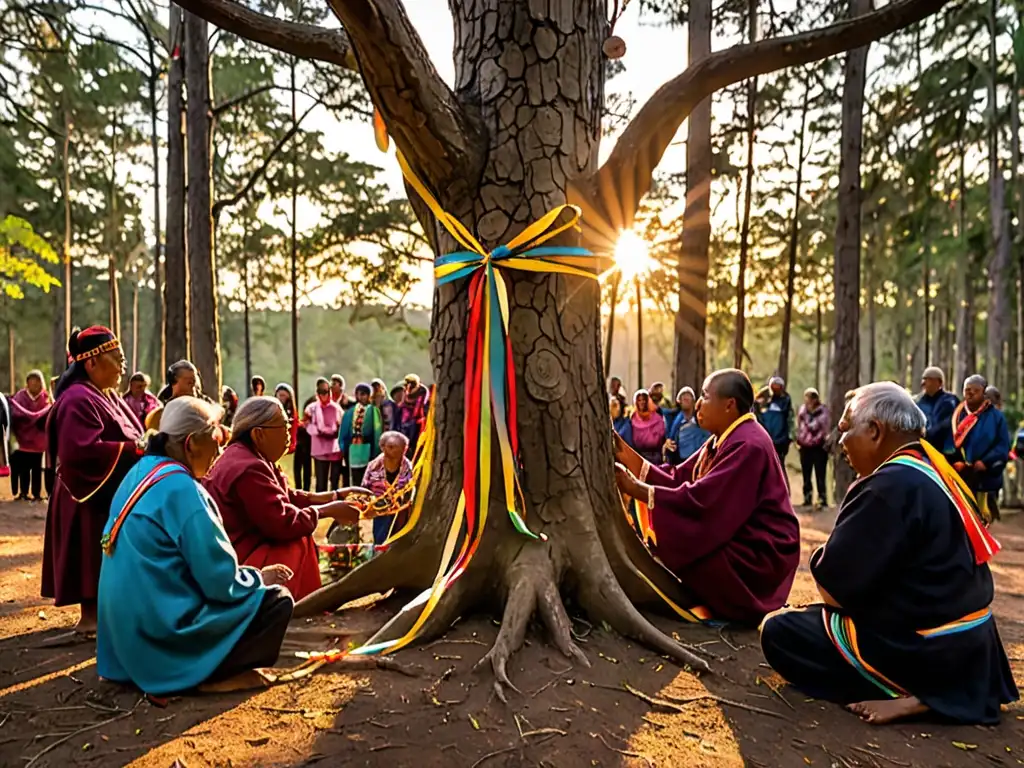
[760,382,1017,725]
[614,368,800,624]
[203,396,362,600]
[362,431,414,545]
[97,397,295,695]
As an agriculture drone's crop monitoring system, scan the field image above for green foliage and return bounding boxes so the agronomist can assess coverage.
[0,216,60,299]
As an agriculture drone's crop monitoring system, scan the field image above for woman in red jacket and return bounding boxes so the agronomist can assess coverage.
[203,396,361,600]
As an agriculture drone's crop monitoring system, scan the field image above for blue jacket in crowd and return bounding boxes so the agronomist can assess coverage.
[613,415,632,446]
[955,405,1011,492]
[666,410,710,464]
[758,393,793,448]
[915,389,960,451]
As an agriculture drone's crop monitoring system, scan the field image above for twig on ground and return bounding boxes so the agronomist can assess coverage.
[369,720,392,729]
[369,742,409,752]
[718,627,741,652]
[848,746,911,766]
[423,638,487,650]
[592,732,654,768]
[0,712,8,729]
[470,745,518,768]
[759,677,795,711]
[530,667,572,698]
[821,745,855,768]
[593,681,790,722]
[24,697,143,768]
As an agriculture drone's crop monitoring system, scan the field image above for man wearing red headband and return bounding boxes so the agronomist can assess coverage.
[41,326,144,637]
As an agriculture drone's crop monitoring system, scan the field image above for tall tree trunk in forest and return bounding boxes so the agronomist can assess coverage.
[107,113,121,339]
[815,295,822,392]
[172,0,956,685]
[985,0,1010,388]
[733,0,759,369]
[185,11,221,395]
[955,128,976,386]
[673,0,711,391]
[290,55,300,399]
[131,280,139,373]
[603,273,620,381]
[53,107,72,373]
[635,280,644,390]
[1013,77,1024,403]
[866,244,876,382]
[165,5,189,367]
[148,66,165,378]
[243,259,252,391]
[778,71,810,382]
[830,0,871,500]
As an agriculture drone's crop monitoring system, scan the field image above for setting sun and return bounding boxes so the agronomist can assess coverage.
[613,230,655,282]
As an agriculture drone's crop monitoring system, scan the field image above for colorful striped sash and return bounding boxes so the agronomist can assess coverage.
[885,441,1000,564]
[101,461,188,556]
[916,608,992,638]
[952,400,989,451]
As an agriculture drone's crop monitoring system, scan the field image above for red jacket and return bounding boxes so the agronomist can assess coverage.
[202,441,323,599]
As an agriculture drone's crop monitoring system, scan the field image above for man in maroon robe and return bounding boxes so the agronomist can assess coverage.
[10,370,51,500]
[615,368,800,624]
[42,327,143,635]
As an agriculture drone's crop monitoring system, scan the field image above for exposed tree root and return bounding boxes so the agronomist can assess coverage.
[361,570,475,651]
[473,568,536,703]
[536,576,590,669]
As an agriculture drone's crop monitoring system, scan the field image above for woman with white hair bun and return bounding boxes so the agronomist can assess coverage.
[203,396,364,600]
[97,397,296,695]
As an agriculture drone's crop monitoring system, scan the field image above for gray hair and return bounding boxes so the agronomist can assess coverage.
[231,396,285,439]
[922,366,945,384]
[847,382,925,435]
[964,374,988,390]
[379,430,409,450]
[159,396,224,443]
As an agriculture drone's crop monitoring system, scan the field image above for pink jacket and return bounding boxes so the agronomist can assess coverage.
[11,388,51,453]
[304,399,343,461]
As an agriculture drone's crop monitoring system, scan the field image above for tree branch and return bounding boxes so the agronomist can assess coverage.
[212,83,274,115]
[574,0,953,234]
[212,101,317,220]
[324,0,486,206]
[171,0,357,71]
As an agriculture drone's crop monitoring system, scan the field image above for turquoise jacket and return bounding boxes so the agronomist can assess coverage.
[97,455,268,694]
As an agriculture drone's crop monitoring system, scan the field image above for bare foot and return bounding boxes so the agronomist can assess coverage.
[198,669,273,693]
[847,697,928,724]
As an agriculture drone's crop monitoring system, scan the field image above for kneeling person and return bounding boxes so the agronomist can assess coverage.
[615,369,800,624]
[760,382,1018,725]
[97,398,295,695]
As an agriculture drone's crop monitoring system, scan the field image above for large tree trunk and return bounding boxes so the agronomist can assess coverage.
[673,0,711,391]
[733,0,759,369]
[866,242,876,382]
[165,5,189,367]
[53,107,72,374]
[829,0,871,500]
[107,112,121,339]
[185,11,221,395]
[1014,74,1024,404]
[814,294,822,391]
[778,72,810,382]
[243,258,252,390]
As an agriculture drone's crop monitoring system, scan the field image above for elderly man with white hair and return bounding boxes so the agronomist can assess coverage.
[915,366,959,454]
[760,382,1017,726]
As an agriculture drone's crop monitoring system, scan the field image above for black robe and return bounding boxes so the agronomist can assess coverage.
[761,449,1017,723]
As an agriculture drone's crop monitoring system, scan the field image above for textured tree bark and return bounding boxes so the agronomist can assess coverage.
[185,11,221,394]
[674,0,711,391]
[985,0,1009,387]
[177,0,955,693]
[733,0,759,370]
[829,0,871,501]
[1013,80,1023,404]
[954,129,975,387]
[52,107,72,374]
[777,70,810,383]
[290,55,299,400]
[107,112,121,340]
[148,66,165,379]
[165,5,189,367]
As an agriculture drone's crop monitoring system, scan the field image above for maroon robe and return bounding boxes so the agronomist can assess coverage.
[42,381,143,605]
[644,417,799,624]
[202,441,323,600]
[11,388,51,453]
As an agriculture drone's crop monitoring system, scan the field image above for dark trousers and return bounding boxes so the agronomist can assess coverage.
[775,443,790,489]
[208,585,294,683]
[760,607,882,704]
[314,459,342,492]
[799,446,828,505]
[294,447,312,492]
[350,466,366,488]
[11,450,43,499]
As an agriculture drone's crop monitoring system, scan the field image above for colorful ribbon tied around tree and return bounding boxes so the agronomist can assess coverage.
[344,149,604,658]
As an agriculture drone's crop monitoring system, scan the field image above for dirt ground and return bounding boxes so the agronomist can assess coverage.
[2,481,1023,768]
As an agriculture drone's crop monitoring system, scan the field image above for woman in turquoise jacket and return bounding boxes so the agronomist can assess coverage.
[97,397,295,695]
